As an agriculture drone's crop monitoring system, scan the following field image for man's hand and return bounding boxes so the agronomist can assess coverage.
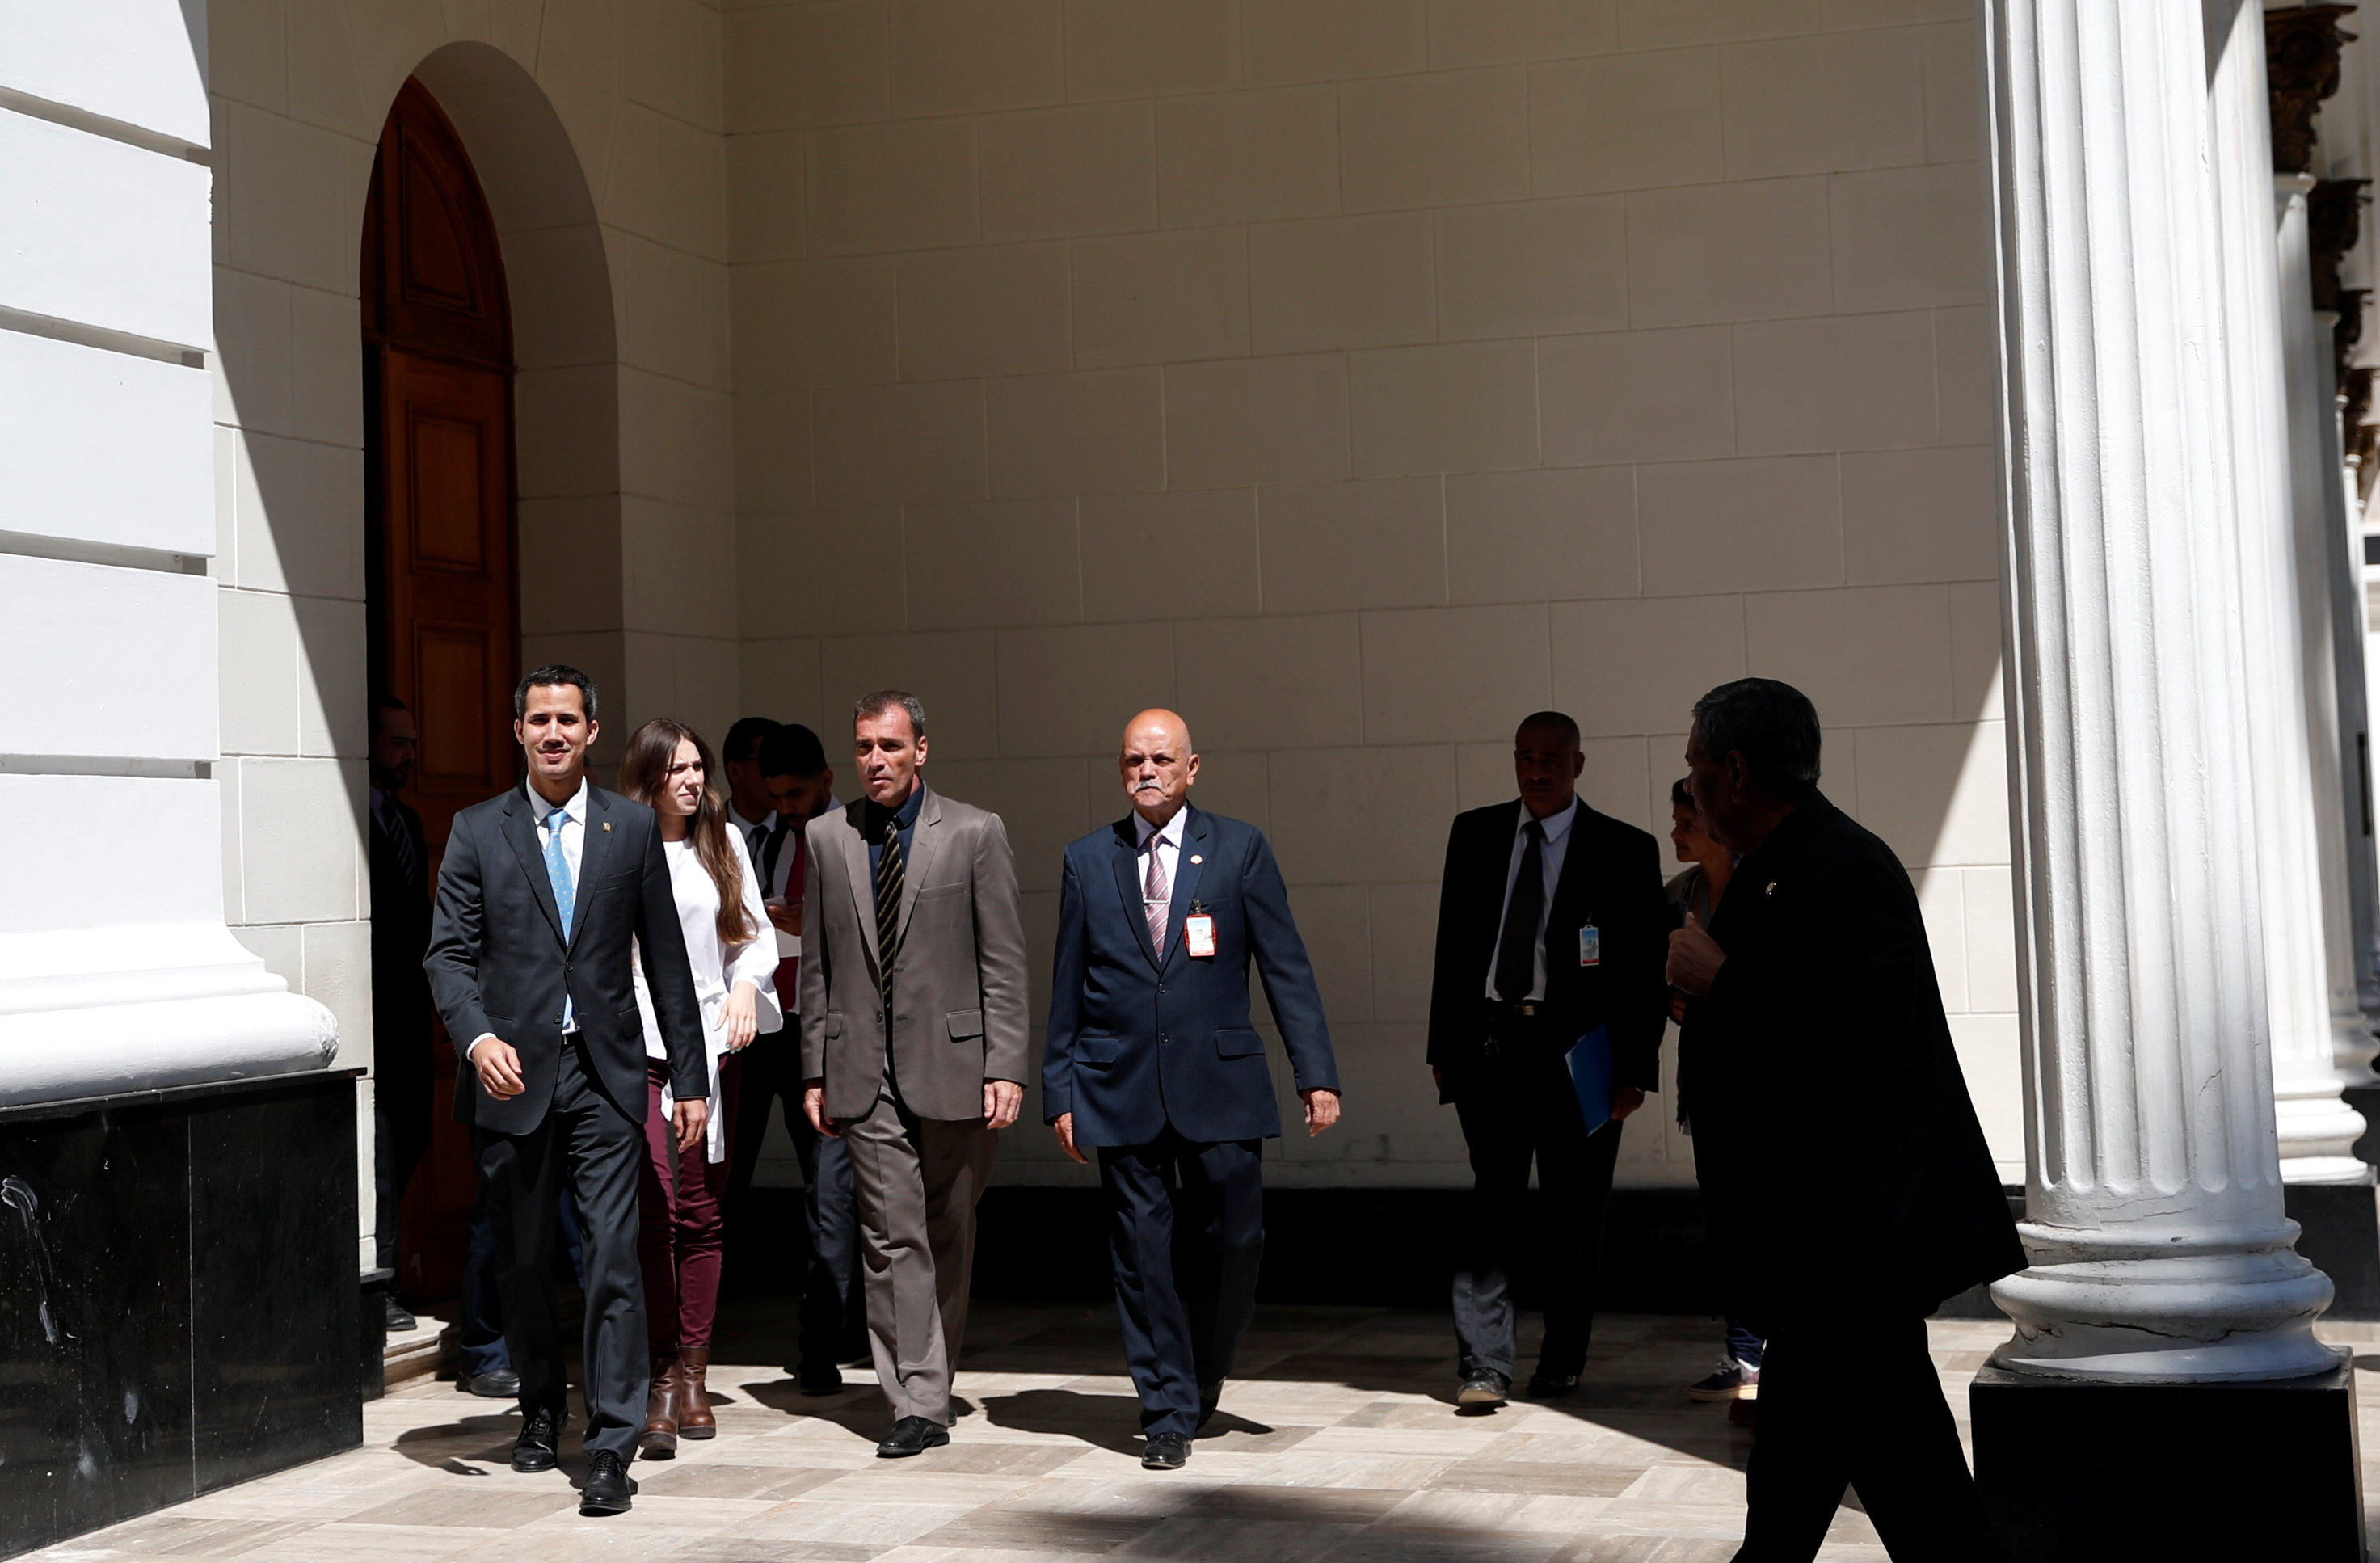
[803,1082,841,1139]
[1611,1085,1646,1122]
[984,1079,1023,1130]
[766,900,802,936]
[1052,1111,1087,1164]
[673,1097,709,1154]
[1667,988,1689,1025]
[1302,1087,1341,1136]
[471,1036,525,1099]
[1666,912,1726,996]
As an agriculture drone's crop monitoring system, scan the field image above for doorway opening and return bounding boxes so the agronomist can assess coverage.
[363,77,519,1302]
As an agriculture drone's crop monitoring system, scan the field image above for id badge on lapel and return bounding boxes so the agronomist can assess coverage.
[1578,922,1601,967]
[1184,901,1216,958]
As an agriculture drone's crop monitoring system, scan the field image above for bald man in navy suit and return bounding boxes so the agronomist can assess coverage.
[1043,709,1340,1471]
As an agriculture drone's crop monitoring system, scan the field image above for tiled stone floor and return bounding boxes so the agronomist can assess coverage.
[29,1304,2380,1562]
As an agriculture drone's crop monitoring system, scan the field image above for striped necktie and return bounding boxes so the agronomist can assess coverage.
[874,815,905,1011]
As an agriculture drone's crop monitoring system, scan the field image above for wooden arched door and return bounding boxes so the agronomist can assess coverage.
[364,78,517,1304]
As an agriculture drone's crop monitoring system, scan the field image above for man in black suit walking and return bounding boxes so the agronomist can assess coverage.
[424,665,709,1515]
[1426,710,1668,1408]
[369,696,432,1333]
[1666,678,2019,1561]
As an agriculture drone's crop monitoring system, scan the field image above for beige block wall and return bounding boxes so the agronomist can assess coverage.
[726,0,2019,1188]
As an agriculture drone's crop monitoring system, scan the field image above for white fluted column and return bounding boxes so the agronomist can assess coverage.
[2214,11,2369,1183]
[2277,171,2380,1109]
[1982,0,2335,1381]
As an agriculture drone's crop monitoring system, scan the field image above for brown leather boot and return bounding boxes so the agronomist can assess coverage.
[677,1345,716,1439]
[638,1353,680,1458]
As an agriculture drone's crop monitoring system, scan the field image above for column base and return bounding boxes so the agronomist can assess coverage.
[2287,1181,2380,1319]
[1971,1354,2364,1561]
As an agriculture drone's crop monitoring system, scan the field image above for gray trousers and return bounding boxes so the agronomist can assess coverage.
[844,1088,996,1424]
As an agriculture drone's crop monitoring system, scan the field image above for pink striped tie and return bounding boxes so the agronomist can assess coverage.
[1144,832,1170,955]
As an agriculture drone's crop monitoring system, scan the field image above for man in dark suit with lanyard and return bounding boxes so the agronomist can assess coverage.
[1666,679,2018,1561]
[424,664,710,1515]
[1043,708,1341,1470]
[1426,710,1668,1409]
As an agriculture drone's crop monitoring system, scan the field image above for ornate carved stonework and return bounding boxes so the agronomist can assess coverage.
[2268,6,2359,175]
[2309,178,2369,319]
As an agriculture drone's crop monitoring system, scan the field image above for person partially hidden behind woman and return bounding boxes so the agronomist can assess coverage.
[1662,777,1765,1409]
[617,718,782,1457]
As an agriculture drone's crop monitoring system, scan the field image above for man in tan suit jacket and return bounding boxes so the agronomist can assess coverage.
[801,689,1029,1456]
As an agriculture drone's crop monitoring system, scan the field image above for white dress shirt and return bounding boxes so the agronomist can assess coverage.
[1482,795,1579,1002]
[634,824,783,1161]
[1135,807,1189,933]
[728,805,776,891]
[468,778,589,1060]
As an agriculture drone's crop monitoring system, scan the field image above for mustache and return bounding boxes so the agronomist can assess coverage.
[1133,779,1163,793]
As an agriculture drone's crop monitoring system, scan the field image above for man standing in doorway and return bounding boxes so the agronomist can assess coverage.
[1426,711,1669,1409]
[369,695,432,1333]
[1043,709,1340,1470]
[1667,678,2019,1561]
[801,690,1028,1458]
[424,664,710,1515]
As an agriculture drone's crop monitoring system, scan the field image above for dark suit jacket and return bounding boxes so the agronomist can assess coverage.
[1683,791,2023,1331]
[370,791,435,1106]
[1043,806,1338,1147]
[1426,798,1669,1102]
[424,782,706,1135]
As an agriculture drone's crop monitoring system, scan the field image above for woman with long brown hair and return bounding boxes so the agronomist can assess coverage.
[617,718,781,1457]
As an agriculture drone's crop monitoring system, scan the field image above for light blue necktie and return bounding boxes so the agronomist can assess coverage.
[546,807,576,1031]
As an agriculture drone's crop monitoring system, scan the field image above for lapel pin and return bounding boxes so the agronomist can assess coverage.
[603,822,613,832]
[1766,882,1776,895]
[1190,854,1203,865]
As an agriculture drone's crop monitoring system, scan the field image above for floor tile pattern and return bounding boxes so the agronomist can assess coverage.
[28,1304,2380,1561]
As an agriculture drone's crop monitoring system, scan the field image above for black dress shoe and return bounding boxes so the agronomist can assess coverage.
[1455,1371,1509,1408]
[1526,1371,1581,1400]
[383,1295,417,1332]
[798,1363,845,1396]
[460,1369,521,1399]
[875,1415,950,1458]
[1142,1432,1190,1469]
[512,1406,561,1472]
[579,1450,636,1515]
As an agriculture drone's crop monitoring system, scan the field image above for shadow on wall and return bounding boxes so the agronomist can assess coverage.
[213,39,627,930]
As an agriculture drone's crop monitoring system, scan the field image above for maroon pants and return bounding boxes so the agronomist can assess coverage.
[638,1053,738,1355]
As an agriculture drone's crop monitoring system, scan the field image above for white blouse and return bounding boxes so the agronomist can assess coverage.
[634,824,783,1161]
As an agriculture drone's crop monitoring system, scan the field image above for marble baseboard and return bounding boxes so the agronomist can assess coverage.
[0,1070,363,1556]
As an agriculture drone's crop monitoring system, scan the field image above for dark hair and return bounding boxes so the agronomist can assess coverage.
[723,715,781,766]
[1690,679,1821,799]
[617,718,756,947]
[515,664,597,721]
[760,723,828,780]
[1670,777,1693,808]
[855,689,927,739]
[1515,710,1582,748]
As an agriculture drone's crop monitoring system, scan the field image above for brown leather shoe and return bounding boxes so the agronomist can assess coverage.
[677,1345,716,1439]
[638,1354,680,1458]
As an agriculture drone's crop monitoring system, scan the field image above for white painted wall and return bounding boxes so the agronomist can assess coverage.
[0,8,335,1119]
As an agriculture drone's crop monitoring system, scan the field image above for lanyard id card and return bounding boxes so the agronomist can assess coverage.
[1184,903,1217,958]
[1578,922,1601,967]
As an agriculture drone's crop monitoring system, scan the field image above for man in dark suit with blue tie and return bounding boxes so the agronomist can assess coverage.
[1043,709,1340,1471]
[424,665,709,1515]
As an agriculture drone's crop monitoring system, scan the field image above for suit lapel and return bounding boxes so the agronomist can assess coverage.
[898,785,945,939]
[838,799,882,969]
[1158,808,1208,971]
[567,788,616,952]
[501,789,567,946]
[1110,818,1161,970]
